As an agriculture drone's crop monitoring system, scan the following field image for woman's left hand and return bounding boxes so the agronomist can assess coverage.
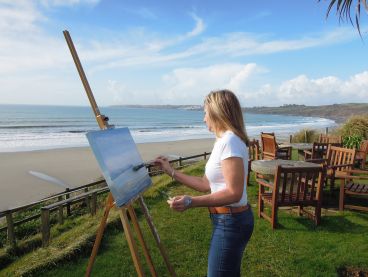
[167,195,192,212]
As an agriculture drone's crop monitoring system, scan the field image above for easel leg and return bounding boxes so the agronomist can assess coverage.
[85,193,114,277]
[119,208,145,277]
[138,196,177,277]
[128,205,157,277]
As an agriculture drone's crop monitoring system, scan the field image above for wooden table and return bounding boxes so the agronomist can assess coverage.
[279,143,313,160]
[251,159,319,176]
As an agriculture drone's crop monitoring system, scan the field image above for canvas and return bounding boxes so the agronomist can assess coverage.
[86,127,152,207]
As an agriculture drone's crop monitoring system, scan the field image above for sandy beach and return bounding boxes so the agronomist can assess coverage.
[0,138,214,212]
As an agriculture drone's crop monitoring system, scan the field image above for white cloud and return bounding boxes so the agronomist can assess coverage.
[227,63,265,92]
[123,7,157,20]
[160,63,263,104]
[185,13,205,38]
[109,65,368,107]
[0,1,365,107]
[40,0,100,7]
[0,1,73,74]
[88,27,356,73]
[183,28,356,59]
[0,1,44,33]
[107,80,129,105]
[342,71,368,99]
[254,71,368,106]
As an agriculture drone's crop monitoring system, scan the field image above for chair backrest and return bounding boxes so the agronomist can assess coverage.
[356,140,368,168]
[273,165,325,205]
[310,142,342,159]
[326,146,356,173]
[359,140,368,152]
[318,134,342,144]
[248,139,260,161]
[261,132,277,160]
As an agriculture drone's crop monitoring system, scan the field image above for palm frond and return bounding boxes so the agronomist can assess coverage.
[320,0,368,36]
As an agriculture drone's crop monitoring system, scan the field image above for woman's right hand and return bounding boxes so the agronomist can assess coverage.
[154,156,173,175]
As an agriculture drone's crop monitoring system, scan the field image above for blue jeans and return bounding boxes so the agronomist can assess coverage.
[207,207,254,277]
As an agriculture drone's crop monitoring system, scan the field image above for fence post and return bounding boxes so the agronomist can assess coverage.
[304,130,308,143]
[179,157,182,167]
[289,135,292,143]
[58,195,64,225]
[58,205,64,225]
[84,187,89,208]
[5,211,16,248]
[41,208,50,247]
[325,127,328,135]
[204,152,207,160]
[85,194,91,214]
[65,188,71,216]
[91,191,97,216]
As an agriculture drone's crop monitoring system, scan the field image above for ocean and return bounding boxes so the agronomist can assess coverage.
[0,104,336,152]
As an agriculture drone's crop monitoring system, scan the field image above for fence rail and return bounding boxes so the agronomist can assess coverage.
[0,151,210,247]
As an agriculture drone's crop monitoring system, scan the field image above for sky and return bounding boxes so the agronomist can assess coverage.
[0,0,367,107]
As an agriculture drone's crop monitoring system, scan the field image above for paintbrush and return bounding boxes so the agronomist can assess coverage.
[132,160,155,171]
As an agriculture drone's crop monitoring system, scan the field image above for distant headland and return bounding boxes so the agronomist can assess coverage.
[110,103,368,123]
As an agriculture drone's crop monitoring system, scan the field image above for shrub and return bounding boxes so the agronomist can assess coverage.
[291,129,318,143]
[343,135,363,149]
[338,114,368,139]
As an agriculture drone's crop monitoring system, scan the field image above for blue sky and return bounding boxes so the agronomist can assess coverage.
[0,0,367,107]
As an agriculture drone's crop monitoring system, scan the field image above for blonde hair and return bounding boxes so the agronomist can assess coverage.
[204,89,249,146]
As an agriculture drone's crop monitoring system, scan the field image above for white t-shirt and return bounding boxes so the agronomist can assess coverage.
[205,130,248,207]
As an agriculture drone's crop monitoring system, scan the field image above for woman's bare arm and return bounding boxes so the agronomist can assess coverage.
[170,157,245,211]
[154,156,210,192]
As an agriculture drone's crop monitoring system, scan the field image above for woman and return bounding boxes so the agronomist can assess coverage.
[155,89,254,277]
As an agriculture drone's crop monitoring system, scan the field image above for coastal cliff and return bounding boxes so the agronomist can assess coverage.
[112,103,368,122]
[245,103,368,123]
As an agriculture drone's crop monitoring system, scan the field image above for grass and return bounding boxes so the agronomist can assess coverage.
[1,160,368,276]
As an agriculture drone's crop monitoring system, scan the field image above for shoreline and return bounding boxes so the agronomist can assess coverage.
[0,120,341,213]
[0,138,215,212]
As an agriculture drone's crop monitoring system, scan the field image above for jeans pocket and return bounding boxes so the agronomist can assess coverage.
[211,214,225,226]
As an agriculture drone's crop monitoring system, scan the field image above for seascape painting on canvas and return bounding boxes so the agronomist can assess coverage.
[86,127,152,207]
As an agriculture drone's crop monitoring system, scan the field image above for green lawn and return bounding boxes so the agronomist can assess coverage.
[1,160,368,276]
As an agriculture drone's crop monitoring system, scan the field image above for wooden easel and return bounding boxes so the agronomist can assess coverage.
[63,30,176,277]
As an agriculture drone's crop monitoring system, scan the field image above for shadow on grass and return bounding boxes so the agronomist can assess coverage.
[337,265,368,277]
[293,215,367,234]
[355,212,368,221]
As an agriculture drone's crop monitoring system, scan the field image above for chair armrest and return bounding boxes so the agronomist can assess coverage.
[339,175,368,180]
[356,150,365,155]
[328,163,354,170]
[256,178,274,189]
[278,146,292,151]
[344,169,368,175]
[304,150,312,160]
[306,158,326,164]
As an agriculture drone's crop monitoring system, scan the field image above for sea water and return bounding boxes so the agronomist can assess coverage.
[0,104,336,152]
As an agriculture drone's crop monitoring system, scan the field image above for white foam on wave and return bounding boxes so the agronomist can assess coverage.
[0,117,337,152]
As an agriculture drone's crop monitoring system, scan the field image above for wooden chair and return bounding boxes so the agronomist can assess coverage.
[247,139,261,186]
[258,164,325,229]
[260,132,292,160]
[339,172,368,212]
[318,134,342,144]
[325,146,356,190]
[356,140,368,169]
[303,142,341,160]
[307,146,356,191]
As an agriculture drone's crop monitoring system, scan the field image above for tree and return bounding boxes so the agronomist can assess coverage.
[320,0,368,35]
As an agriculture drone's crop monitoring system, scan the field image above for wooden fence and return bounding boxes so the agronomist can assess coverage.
[0,152,210,248]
